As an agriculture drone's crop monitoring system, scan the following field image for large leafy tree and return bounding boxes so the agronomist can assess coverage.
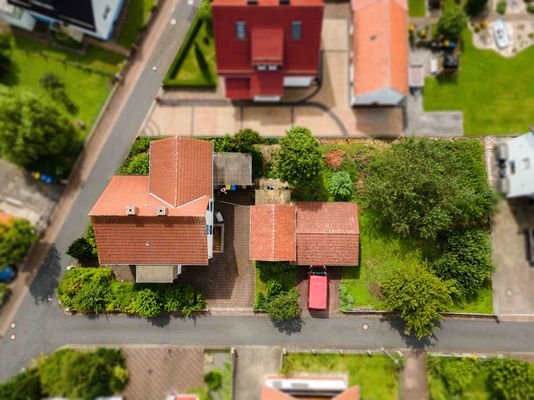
[0,87,77,175]
[276,126,323,187]
[488,358,534,400]
[437,8,467,38]
[381,264,456,339]
[432,229,493,298]
[0,219,37,267]
[363,138,496,240]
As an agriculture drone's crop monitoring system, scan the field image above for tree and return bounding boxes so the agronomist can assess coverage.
[67,237,95,261]
[328,171,354,200]
[276,126,323,187]
[0,219,37,267]
[0,87,77,176]
[381,264,456,339]
[488,358,534,400]
[0,368,42,400]
[437,8,467,38]
[432,229,493,298]
[464,0,488,16]
[265,288,301,321]
[363,138,496,240]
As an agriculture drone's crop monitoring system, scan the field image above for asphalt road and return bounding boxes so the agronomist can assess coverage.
[2,0,534,384]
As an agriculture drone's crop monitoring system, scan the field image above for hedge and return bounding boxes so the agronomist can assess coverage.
[56,267,206,318]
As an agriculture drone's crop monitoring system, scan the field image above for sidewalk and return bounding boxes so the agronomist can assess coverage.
[402,351,429,400]
[234,346,282,400]
[0,0,178,336]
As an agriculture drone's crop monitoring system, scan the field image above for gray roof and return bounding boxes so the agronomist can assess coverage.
[213,152,252,186]
[497,131,534,198]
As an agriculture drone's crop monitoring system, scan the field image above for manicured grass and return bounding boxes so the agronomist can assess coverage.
[340,212,426,310]
[282,353,401,400]
[255,261,296,298]
[116,0,155,48]
[1,34,123,140]
[448,283,493,314]
[408,0,426,16]
[424,30,534,135]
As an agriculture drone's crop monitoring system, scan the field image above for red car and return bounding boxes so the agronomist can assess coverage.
[308,266,328,310]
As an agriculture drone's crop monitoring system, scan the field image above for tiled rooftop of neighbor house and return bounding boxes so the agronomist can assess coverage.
[351,0,408,97]
[250,204,296,261]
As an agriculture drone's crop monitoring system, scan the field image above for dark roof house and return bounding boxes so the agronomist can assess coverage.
[212,0,324,101]
[250,202,359,266]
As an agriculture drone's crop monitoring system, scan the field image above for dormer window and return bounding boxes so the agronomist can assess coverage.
[236,21,246,40]
[291,21,302,41]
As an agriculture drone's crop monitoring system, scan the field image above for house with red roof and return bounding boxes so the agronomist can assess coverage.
[261,375,360,399]
[350,0,409,106]
[212,0,324,101]
[250,202,359,266]
[89,137,215,283]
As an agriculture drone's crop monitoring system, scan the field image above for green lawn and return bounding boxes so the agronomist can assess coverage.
[408,0,426,16]
[116,0,156,48]
[255,261,296,299]
[282,353,401,400]
[164,6,217,87]
[1,34,123,140]
[424,30,534,136]
[339,212,493,314]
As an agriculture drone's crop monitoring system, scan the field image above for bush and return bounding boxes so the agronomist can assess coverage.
[56,267,114,309]
[123,152,149,175]
[38,348,128,399]
[363,139,496,240]
[464,0,488,16]
[339,285,356,311]
[328,171,354,200]
[528,3,534,13]
[85,223,98,257]
[496,0,506,14]
[381,264,456,339]
[437,8,467,38]
[105,281,135,312]
[160,284,206,316]
[130,288,160,318]
[432,229,493,298]
[276,126,323,187]
[427,357,479,396]
[0,367,42,400]
[488,358,534,400]
[204,370,223,391]
[0,218,37,267]
[265,288,301,321]
[0,283,10,305]
[67,237,95,261]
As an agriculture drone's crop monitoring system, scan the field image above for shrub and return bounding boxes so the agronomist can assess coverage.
[432,229,493,298]
[38,348,128,399]
[265,288,301,321]
[363,139,496,240]
[105,281,135,312]
[124,153,149,175]
[437,8,467,38]
[204,370,223,391]
[130,288,160,318]
[276,126,323,187]
[67,237,95,261]
[160,284,206,316]
[427,357,479,396]
[85,223,98,257]
[0,283,10,304]
[0,367,42,400]
[0,218,37,267]
[488,358,534,400]
[496,0,506,14]
[328,171,354,200]
[464,0,488,16]
[71,277,110,314]
[528,3,534,13]
[56,267,114,309]
[339,285,356,311]
[381,264,456,339]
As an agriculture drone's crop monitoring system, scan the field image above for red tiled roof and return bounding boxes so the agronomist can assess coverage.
[333,386,360,400]
[250,72,284,97]
[261,385,295,400]
[351,0,408,98]
[295,202,359,266]
[252,28,284,64]
[89,176,208,217]
[91,216,208,265]
[225,78,252,99]
[250,202,359,266]
[250,204,296,261]
[149,137,213,207]
[214,0,322,5]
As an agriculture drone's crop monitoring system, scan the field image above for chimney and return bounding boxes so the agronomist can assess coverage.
[125,206,138,216]
[156,206,168,216]
[279,0,290,4]
[247,0,258,4]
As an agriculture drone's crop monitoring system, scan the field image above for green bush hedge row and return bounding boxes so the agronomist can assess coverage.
[56,267,206,318]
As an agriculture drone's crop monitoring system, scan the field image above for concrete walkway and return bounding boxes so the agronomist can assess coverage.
[234,346,282,400]
[402,351,429,400]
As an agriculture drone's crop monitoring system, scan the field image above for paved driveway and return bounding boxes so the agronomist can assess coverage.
[492,198,534,317]
[296,267,342,318]
[179,190,255,309]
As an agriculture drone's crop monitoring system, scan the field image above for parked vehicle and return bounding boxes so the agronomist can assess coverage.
[308,266,328,310]
[493,19,510,49]
[0,266,16,282]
